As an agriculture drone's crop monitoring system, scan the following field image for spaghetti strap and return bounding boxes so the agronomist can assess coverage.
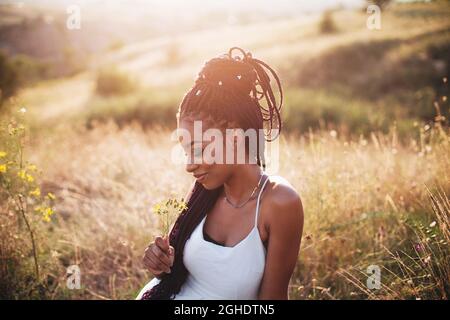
[254,174,270,227]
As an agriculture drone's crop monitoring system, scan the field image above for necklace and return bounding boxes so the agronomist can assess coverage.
[224,172,265,209]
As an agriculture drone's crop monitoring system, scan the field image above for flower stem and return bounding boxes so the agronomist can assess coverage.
[17,194,40,281]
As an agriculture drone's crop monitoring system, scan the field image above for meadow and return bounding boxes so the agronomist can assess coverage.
[0,1,449,299]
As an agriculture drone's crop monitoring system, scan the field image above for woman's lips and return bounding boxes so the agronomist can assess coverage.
[194,173,208,182]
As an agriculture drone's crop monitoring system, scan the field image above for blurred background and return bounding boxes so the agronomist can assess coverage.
[0,0,449,300]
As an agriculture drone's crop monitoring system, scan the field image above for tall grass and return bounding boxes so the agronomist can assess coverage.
[0,111,444,299]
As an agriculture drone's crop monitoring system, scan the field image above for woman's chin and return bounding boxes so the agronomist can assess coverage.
[201,181,213,190]
[200,179,217,190]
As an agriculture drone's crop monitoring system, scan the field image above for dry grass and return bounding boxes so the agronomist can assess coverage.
[13,119,446,300]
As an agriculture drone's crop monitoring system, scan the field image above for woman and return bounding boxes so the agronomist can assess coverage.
[137,47,304,300]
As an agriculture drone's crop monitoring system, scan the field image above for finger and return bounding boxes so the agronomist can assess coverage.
[143,256,158,273]
[149,247,171,273]
[146,263,163,276]
[151,244,172,269]
[163,234,171,247]
[155,236,170,252]
[146,254,169,274]
[168,246,175,266]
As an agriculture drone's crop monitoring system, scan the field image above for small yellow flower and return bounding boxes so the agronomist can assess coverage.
[42,207,54,222]
[152,203,161,214]
[0,164,6,173]
[27,164,37,171]
[30,187,41,197]
[18,169,26,180]
[47,192,56,200]
[152,197,188,236]
[26,174,34,183]
[0,151,6,158]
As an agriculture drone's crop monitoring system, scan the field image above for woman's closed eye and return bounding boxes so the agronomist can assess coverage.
[184,146,204,163]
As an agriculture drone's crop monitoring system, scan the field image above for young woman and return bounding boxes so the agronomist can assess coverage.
[137,47,304,300]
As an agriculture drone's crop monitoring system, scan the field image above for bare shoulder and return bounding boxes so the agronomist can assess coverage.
[263,175,302,206]
[262,174,304,224]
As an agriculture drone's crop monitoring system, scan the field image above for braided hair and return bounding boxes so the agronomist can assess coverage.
[141,47,283,300]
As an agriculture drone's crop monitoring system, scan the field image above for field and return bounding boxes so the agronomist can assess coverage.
[0,1,449,299]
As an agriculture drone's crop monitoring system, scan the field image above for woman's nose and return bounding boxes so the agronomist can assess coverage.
[185,162,199,173]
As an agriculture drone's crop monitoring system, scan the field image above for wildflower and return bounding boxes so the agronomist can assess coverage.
[27,164,37,171]
[0,164,6,173]
[414,243,424,252]
[152,197,188,236]
[18,169,26,180]
[0,151,6,158]
[152,203,161,214]
[30,187,41,197]
[17,169,34,182]
[19,107,27,113]
[42,207,54,222]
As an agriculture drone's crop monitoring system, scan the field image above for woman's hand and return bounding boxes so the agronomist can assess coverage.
[143,235,175,277]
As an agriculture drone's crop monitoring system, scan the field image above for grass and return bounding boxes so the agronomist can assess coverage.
[0,113,445,299]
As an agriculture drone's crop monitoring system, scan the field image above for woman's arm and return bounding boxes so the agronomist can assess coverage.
[258,184,304,300]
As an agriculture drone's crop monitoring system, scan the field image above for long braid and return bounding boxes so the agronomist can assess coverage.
[141,47,283,300]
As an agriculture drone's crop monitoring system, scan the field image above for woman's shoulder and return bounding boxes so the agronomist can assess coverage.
[264,174,301,204]
[262,174,304,223]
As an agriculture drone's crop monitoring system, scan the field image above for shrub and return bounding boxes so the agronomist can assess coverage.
[319,10,338,34]
[95,67,137,97]
[0,51,20,103]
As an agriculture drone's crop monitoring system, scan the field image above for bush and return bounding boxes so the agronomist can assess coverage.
[319,10,338,34]
[95,68,137,97]
[0,51,20,103]
[0,51,51,105]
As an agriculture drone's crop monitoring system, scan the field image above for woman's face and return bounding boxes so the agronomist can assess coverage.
[177,117,241,190]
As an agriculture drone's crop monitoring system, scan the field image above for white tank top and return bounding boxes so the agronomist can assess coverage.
[136,174,270,300]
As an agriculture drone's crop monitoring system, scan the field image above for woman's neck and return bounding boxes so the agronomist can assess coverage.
[222,165,263,203]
